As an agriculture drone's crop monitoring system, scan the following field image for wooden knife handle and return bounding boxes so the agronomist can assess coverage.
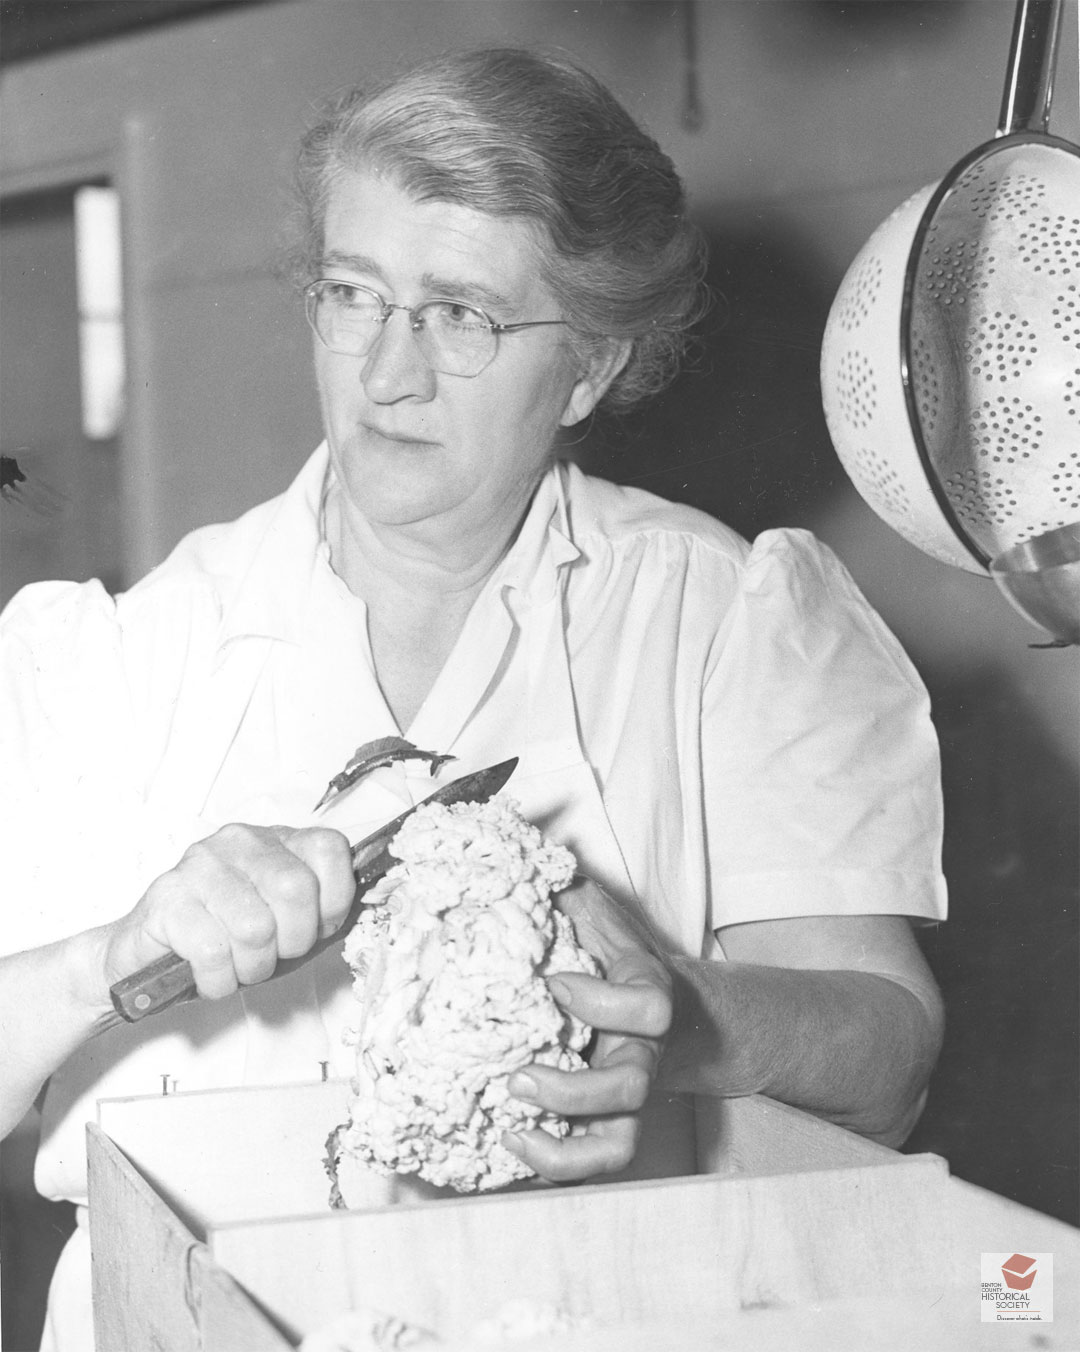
[109,952,197,1022]
[107,842,392,1025]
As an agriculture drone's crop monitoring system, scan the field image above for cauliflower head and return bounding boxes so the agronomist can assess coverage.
[332,796,599,1195]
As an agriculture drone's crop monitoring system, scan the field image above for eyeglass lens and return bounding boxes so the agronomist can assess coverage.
[307,282,496,376]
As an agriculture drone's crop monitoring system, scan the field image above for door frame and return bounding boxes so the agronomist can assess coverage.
[1,126,156,585]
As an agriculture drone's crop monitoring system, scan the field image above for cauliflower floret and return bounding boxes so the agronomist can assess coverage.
[330,796,598,1195]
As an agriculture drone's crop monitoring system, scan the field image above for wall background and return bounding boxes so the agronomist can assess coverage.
[1,1,1077,1345]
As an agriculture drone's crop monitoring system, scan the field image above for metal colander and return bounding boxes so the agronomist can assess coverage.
[821,0,1080,637]
[905,137,1079,564]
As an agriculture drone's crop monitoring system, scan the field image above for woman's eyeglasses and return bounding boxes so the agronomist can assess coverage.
[304,279,568,378]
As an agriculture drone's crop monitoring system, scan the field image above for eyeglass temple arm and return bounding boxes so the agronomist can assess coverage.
[493,319,569,333]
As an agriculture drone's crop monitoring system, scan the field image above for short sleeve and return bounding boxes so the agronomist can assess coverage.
[0,581,193,957]
[701,529,947,930]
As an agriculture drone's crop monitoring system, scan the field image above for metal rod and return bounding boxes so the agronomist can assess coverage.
[998,0,1064,135]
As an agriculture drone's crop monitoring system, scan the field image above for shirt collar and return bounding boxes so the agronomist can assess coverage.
[217,443,331,647]
[218,445,582,646]
[493,460,581,601]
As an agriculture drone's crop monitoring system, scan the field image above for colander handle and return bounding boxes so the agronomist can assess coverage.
[998,0,1065,136]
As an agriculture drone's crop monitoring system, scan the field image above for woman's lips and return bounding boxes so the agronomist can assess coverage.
[361,422,437,448]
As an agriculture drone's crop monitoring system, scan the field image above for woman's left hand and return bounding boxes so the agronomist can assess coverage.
[503,876,673,1181]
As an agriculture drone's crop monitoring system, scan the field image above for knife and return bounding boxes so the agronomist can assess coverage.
[105,757,518,1026]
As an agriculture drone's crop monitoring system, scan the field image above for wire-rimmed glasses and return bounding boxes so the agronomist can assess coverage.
[304,279,568,378]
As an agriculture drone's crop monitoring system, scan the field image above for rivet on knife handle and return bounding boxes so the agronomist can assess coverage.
[110,952,197,1022]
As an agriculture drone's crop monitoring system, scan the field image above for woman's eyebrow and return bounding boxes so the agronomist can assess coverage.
[419,272,512,312]
[320,251,512,311]
[321,249,384,279]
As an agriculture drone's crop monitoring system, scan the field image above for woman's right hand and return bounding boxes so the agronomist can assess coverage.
[98,824,357,1002]
[2,821,353,1138]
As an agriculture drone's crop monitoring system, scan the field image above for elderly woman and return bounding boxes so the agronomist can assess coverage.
[1,47,944,1350]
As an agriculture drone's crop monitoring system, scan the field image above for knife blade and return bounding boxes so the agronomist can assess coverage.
[105,757,518,1026]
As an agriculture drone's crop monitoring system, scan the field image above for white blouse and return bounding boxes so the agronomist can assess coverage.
[1,441,947,1212]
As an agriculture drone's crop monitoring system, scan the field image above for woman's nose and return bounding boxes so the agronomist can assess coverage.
[360,310,436,403]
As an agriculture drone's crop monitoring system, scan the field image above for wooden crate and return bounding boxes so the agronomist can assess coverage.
[88,1082,1079,1351]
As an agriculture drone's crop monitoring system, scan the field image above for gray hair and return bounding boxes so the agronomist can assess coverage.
[290,47,708,413]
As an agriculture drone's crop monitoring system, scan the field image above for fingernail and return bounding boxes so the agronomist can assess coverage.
[502,1132,525,1159]
[508,1072,538,1103]
[548,977,572,1007]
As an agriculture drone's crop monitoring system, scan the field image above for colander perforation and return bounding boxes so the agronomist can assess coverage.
[920,237,993,301]
[957,163,1001,220]
[1051,283,1080,346]
[1036,460,1080,525]
[946,466,1019,528]
[1018,215,1080,275]
[835,255,884,331]
[835,349,878,430]
[970,395,1043,460]
[854,447,948,558]
[856,447,914,520]
[965,312,1038,379]
[958,166,1046,222]
[912,332,942,433]
[990,173,1045,223]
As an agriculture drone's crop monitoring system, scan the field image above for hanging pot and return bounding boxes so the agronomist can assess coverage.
[820,0,1080,608]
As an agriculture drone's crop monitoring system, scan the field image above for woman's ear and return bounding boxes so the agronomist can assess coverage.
[560,339,632,427]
